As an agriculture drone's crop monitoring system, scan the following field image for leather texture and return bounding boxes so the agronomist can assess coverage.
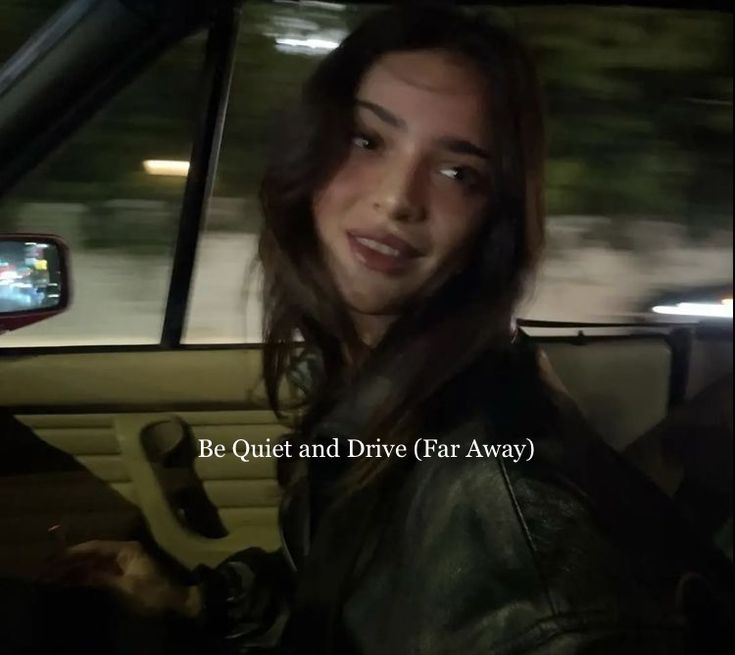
[196,337,733,654]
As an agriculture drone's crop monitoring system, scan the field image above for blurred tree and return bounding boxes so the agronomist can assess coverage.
[513,7,732,227]
[0,2,731,254]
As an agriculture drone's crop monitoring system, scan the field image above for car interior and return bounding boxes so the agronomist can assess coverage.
[0,0,732,593]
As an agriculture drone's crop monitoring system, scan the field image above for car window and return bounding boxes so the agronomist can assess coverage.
[1,3,731,347]
[182,3,732,344]
[182,1,366,344]
[521,6,732,324]
[0,19,207,346]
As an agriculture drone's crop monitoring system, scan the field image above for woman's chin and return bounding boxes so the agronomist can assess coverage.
[342,290,410,317]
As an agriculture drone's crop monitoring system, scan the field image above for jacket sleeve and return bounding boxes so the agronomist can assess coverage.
[357,422,691,655]
[192,546,295,653]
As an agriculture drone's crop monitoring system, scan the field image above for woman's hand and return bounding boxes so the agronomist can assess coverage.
[39,540,202,619]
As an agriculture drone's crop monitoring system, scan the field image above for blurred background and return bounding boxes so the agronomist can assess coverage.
[0,1,732,345]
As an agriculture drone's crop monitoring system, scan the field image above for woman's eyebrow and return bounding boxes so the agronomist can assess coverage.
[356,98,490,161]
[356,99,405,129]
[436,137,491,161]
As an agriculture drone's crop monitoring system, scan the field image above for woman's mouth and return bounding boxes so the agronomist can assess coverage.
[347,231,419,274]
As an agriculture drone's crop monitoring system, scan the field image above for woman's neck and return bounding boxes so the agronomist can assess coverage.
[350,311,397,349]
[342,310,398,370]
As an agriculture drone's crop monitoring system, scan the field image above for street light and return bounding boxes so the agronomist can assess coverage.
[143,160,190,176]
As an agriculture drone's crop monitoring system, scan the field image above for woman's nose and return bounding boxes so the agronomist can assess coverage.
[371,156,427,223]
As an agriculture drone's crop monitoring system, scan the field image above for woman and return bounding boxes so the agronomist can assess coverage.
[45,5,731,654]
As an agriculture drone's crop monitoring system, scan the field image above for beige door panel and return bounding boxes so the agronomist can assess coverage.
[16,410,285,570]
[4,337,675,573]
[2,348,293,570]
[542,338,672,451]
[0,348,293,409]
[115,413,281,569]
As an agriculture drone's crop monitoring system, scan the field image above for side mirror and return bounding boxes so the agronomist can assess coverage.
[0,234,70,335]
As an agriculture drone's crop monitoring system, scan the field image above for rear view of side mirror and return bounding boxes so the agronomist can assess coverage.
[0,234,70,335]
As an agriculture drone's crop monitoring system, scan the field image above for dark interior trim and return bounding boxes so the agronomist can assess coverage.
[160,4,241,348]
[0,0,215,195]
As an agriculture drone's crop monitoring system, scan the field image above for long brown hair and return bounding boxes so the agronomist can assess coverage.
[259,4,546,494]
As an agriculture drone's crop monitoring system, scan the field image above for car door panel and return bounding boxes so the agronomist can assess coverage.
[541,337,672,451]
[1,334,688,574]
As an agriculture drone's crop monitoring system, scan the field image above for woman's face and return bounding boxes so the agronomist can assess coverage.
[313,49,492,324]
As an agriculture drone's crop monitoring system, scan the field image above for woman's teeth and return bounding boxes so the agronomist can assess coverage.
[354,236,401,257]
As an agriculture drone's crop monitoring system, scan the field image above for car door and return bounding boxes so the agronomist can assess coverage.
[0,0,295,576]
[0,0,731,580]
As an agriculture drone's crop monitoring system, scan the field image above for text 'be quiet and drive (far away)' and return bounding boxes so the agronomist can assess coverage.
[198,437,535,463]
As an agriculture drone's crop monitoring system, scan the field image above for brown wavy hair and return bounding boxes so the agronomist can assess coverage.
[258,4,546,494]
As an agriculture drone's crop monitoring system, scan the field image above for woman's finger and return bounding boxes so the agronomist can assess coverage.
[63,540,134,558]
[71,540,144,572]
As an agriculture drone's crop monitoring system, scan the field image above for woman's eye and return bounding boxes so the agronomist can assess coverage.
[351,132,379,151]
[439,165,483,190]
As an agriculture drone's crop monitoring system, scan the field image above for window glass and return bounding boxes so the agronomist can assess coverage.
[0,14,206,346]
[519,7,733,322]
[184,3,732,344]
[184,1,361,343]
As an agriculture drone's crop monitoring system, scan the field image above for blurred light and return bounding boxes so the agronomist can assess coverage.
[652,301,733,318]
[299,1,345,10]
[143,160,190,176]
[275,37,339,53]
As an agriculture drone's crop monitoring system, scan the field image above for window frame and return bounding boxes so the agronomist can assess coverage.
[0,0,244,353]
[0,0,731,355]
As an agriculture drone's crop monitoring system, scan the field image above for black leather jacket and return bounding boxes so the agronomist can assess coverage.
[194,338,732,654]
